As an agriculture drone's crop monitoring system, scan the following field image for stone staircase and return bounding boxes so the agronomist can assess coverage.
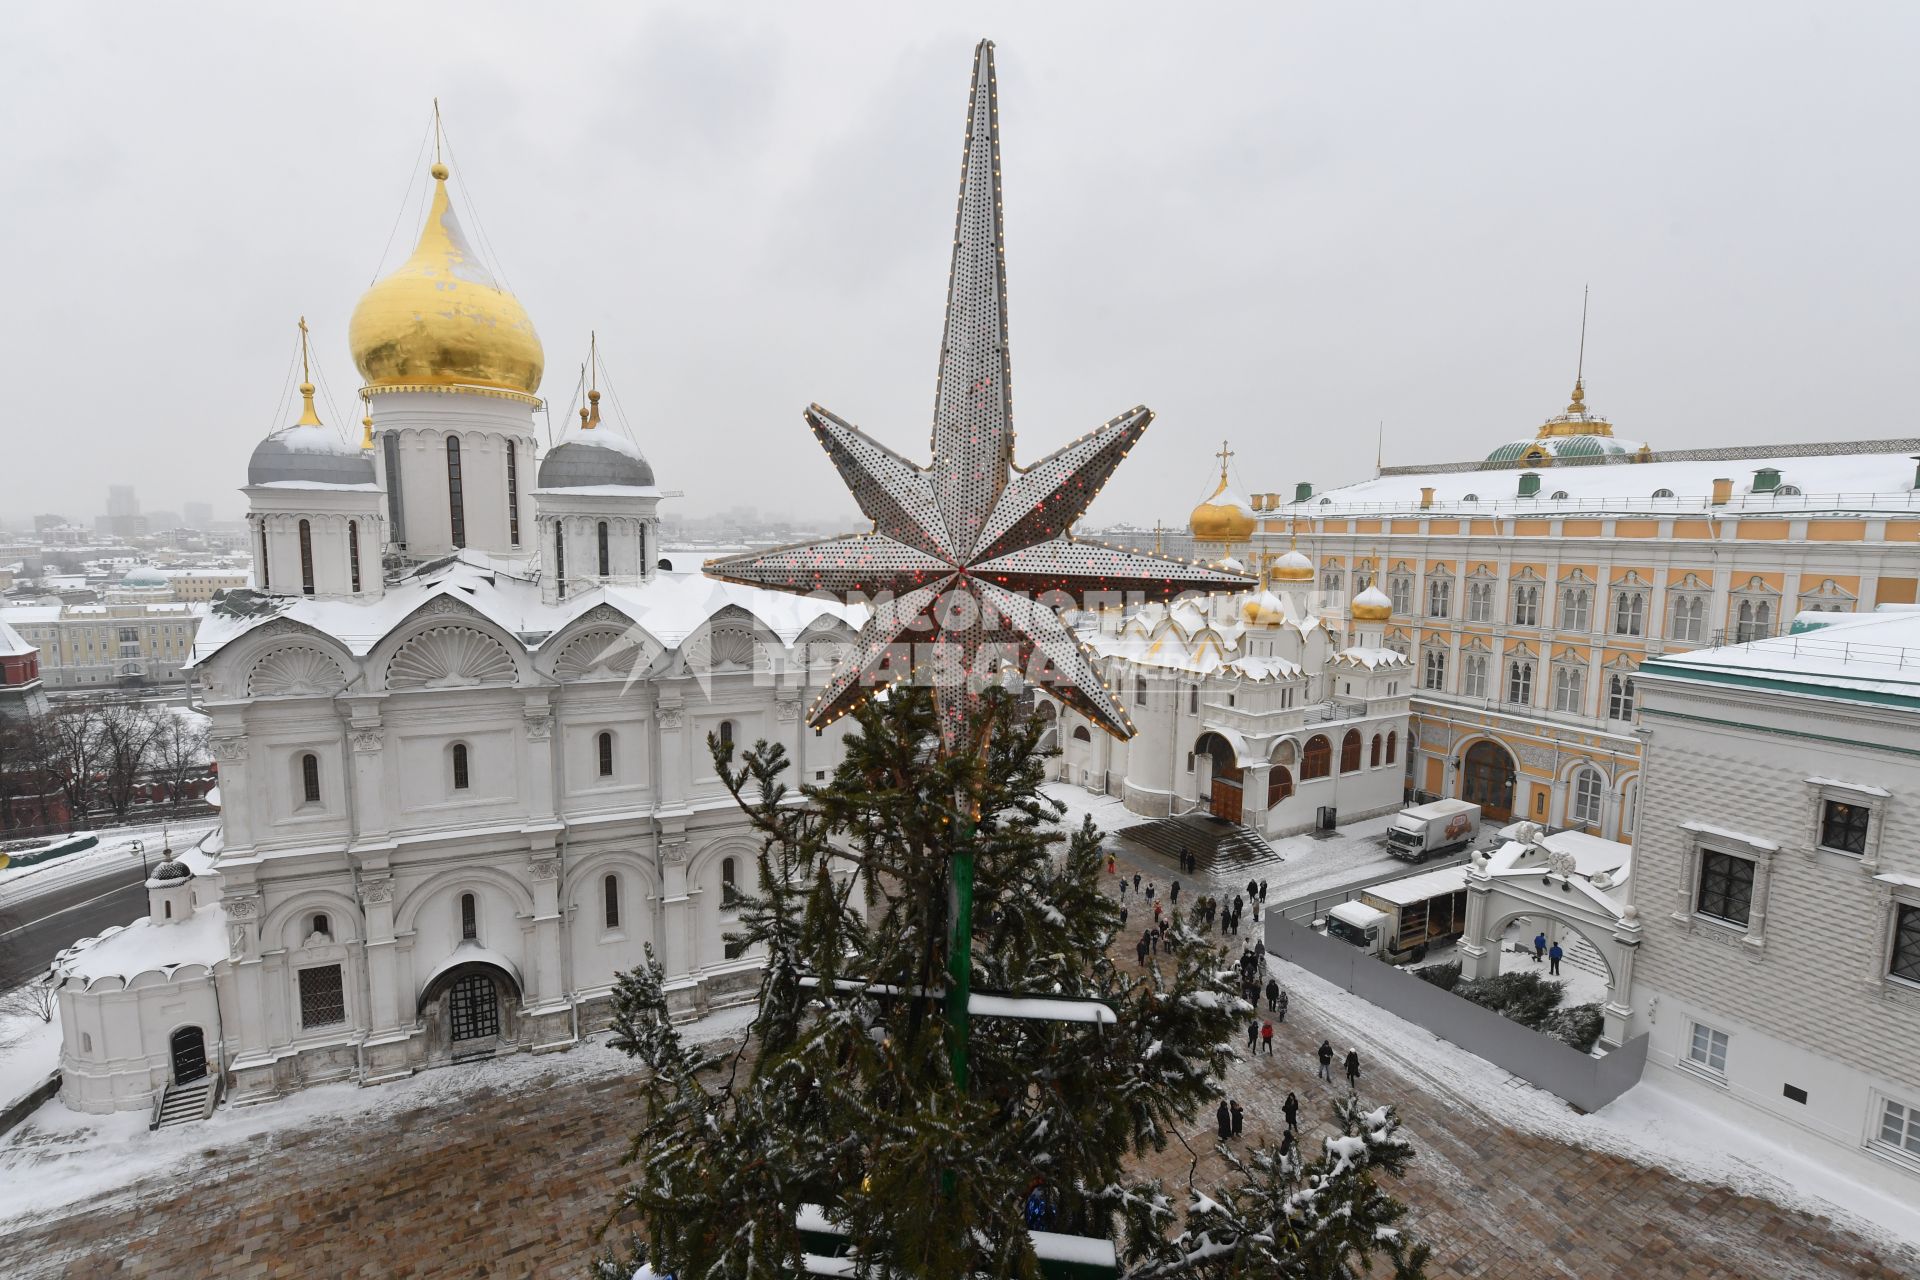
[1561,932,1611,987]
[1113,813,1280,879]
[150,1077,218,1130]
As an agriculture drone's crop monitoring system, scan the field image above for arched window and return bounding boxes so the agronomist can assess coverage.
[1340,729,1362,773]
[460,892,478,941]
[446,437,466,548]
[81,1032,92,1055]
[1608,674,1636,721]
[1189,685,1198,715]
[597,520,610,576]
[1462,654,1488,699]
[506,440,521,547]
[301,752,321,804]
[349,520,362,593]
[1302,735,1332,779]
[1552,666,1584,713]
[1561,587,1591,632]
[259,519,270,590]
[1571,767,1604,826]
[451,742,470,791]
[1385,730,1397,765]
[1613,589,1646,636]
[1512,584,1539,627]
[298,519,315,596]
[164,900,173,919]
[1423,648,1446,691]
[1507,660,1534,705]
[597,731,614,778]
[1268,767,1294,807]
[603,874,620,929]
[1135,674,1147,706]
[554,521,567,601]
[311,913,330,939]
[721,856,740,907]
[719,720,735,749]
[1368,734,1382,767]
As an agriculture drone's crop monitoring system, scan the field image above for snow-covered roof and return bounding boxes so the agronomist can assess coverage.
[1362,865,1469,906]
[0,617,33,658]
[1335,645,1408,670]
[1296,445,1919,517]
[1641,608,1920,706]
[54,902,229,988]
[190,548,864,667]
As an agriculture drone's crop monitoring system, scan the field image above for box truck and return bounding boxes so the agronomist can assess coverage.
[1385,798,1480,862]
[1324,865,1471,963]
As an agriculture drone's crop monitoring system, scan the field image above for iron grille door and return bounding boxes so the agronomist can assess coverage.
[448,973,500,1042]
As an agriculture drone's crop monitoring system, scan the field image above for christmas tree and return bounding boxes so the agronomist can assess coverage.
[592,690,1429,1279]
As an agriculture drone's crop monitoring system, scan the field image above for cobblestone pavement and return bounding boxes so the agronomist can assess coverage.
[1,839,1914,1279]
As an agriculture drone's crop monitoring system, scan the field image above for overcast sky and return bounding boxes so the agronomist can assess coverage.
[4,3,1915,527]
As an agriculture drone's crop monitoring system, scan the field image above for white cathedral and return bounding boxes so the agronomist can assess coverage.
[50,157,863,1117]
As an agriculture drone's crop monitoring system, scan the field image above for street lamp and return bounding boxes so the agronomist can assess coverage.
[130,839,147,878]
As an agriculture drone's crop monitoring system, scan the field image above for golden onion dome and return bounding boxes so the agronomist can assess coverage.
[348,162,543,398]
[1270,548,1314,583]
[1351,585,1393,621]
[1239,589,1288,627]
[1189,474,1256,543]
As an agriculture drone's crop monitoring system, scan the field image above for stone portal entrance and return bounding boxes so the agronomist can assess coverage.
[448,972,501,1044]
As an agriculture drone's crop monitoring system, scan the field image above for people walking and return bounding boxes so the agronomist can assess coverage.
[1118,878,1127,900]
[1230,1100,1244,1138]
[1145,882,1155,901]
[1549,942,1563,975]
[1282,1091,1300,1134]
[1277,989,1288,1023]
[1153,900,1163,924]
[1171,879,1181,906]
[1135,935,1148,965]
[1133,872,1142,891]
[1247,1019,1260,1051]
[1259,879,1268,902]
[1246,878,1258,902]
[1316,1039,1334,1082]
[1260,1021,1274,1055]
[1345,1048,1361,1089]
[1216,1099,1232,1140]
[1279,1129,1296,1160]
[1533,931,1547,963]
[1118,905,1128,929]
[1254,940,1266,964]
[1265,978,1280,1011]
[1107,853,1116,876]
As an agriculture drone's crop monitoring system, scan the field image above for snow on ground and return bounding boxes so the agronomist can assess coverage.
[1263,950,1920,1252]
[0,1000,760,1228]
[0,818,218,903]
[0,1005,61,1111]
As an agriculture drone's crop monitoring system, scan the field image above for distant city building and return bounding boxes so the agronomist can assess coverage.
[1632,608,1920,1187]
[182,502,214,530]
[1,600,205,688]
[156,567,251,602]
[33,513,69,532]
[0,615,50,720]
[102,485,147,540]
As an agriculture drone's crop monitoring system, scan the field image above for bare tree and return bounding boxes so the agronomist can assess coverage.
[149,709,210,814]
[44,704,105,825]
[95,703,162,822]
[0,713,57,833]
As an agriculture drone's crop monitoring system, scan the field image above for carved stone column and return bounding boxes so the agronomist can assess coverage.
[354,873,410,1077]
[1458,873,1502,980]
[209,730,254,853]
[223,891,279,1101]
[657,834,698,1014]
[1241,762,1272,832]
[526,855,567,1015]
[348,719,389,845]
[657,694,688,810]
[1602,905,1643,1049]
[523,696,557,826]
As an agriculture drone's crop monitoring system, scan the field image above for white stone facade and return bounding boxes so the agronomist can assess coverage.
[1630,613,1920,1184]
[1046,586,1411,837]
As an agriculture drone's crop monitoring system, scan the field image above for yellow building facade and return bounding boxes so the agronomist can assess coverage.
[1210,387,1920,841]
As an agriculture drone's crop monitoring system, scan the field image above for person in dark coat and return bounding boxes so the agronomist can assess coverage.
[1171,879,1181,905]
[1317,1039,1334,1081]
[1259,879,1268,901]
[1254,940,1266,963]
[1549,942,1563,975]
[1145,882,1155,901]
[1135,936,1148,965]
[1345,1048,1361,1088]
[1246,878,1258,901]
[1132,872,1141,891]
[1247,1019,1260,1050]
[1119,905,1129,929]
[1216,1100,1232,1140]
[1260,1021,1274,1054]
[1279,1128,1296,1160]
[1265,978,1280,1011]
[1230,1101,1244,1137]
[1234,894,1245,916]
[1277,989,1289,1022]
[1118,878,1127,900]
[1282,1091,1300,1133]
[1533,931,1547,962]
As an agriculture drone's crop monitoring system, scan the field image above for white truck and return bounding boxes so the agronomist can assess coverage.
[1385,798,1480,862]
[1324,865,1471,963]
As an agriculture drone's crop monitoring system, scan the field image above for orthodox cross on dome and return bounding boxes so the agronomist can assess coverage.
[1214,439,1234,479]
[706,40,1250,753]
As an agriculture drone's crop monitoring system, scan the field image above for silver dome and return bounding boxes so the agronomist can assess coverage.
[537,439,656,490]
[247,428,377,487]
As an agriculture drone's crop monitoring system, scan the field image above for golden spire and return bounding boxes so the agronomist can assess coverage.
[295,316,323,427]
[584,332,600,429]
[360,394,375,450]
[430,97,447,181]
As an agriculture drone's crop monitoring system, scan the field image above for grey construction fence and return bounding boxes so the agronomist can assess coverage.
[1265,915,1648,1114]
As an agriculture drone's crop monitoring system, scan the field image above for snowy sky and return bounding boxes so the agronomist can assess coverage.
[3,2,1916,526]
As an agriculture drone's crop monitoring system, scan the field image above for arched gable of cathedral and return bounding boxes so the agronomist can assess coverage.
[199,618,357,702]
[538,603,667,685]
[369,594,531,693]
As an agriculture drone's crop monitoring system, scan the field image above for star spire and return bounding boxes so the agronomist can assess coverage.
[707,40,1252,752]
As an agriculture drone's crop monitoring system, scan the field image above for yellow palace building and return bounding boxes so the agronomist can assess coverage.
[1197,381,1920,841]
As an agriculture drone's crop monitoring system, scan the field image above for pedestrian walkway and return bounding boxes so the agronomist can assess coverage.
[1113,812,1279,878]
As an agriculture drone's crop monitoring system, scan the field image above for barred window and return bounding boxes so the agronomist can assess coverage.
[1889,905,1920,986]
[1819,800,1869,855]
[597,520,611,576]
[298,519,315,596]
[598,731,615,778]
[1696,851,1754,927]
[349,520,362,593]
[722,855,741,908]
[460,891,478,941]
[506,441,521,546]
[298,964,346,1030]
[451,742,470,791]
[301,752,321,804]
[446,437,466,548]
[604,873,620,930]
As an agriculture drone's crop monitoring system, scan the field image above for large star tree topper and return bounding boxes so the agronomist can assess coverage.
[708,40,1251,753]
